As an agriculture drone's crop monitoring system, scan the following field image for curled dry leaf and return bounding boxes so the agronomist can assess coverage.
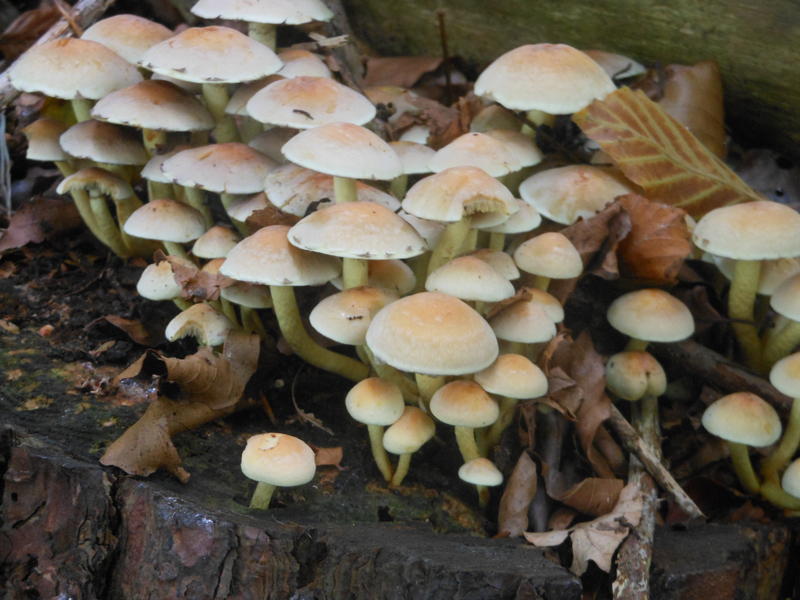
[161,253,233,302]
[573,86,761,218]
[390,93,483,149]
[101,315,159,346]
[497,452,538,537]
[556,477,624,517]
[0,197,81,253]
[246,202,301,230]
[312,445,345,470]
[363,56,443,88]
[0,4,61,61]
[524,482,643,576]
[100,330,260,481]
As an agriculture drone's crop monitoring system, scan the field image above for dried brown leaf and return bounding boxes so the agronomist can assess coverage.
[163,254,233,302]
[0,4,60,61]
[573,86,761,217]
[102,315,158,346]
[246,202,301,230]
[556,477,624,517]
[312,445,344,469]
[498,452,538,537]
[363,56,443,88]
[0,197,81,253]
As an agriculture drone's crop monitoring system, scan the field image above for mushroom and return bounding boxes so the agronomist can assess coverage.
[241,433,316,509]
[513,232,582,292]
[382,406,436,487]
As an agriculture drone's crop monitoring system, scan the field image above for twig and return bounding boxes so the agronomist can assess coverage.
[436,10,453,106]
[606,404,704,519]
[0,0,117,109]
[53,0,84,36]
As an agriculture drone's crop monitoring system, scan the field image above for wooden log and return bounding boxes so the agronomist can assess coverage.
[342,0,800,161]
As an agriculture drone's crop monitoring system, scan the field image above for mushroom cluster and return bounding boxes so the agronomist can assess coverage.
[13,7,800,515]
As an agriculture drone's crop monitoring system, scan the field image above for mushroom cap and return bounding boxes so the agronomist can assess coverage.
[584,49,646,80]
[425,255,515,302]
[220,225,340,286]
[366,292,499,376]
[474,353,548,399]
[247,76,375,129]
[91,79,214,132]
[345,377,405,426]
[82,14,173,64]
[389,141,435,175]
[281,122,402,180]
[139,26,282,84]
[430,380,499,427]
[474,43,616,113]
[57,167,133,201]
[192,225,240,259]
[769,352,800,398]
[226,193,269,222]
[22,118,70,162]
[605,351,667,401]
[165,302,233,346]
[489,300,557,344]
[226,75,283,116]
[513,232,583,279]
[429,132,521,177]
[278,49,332,79]
[474,198,541,234]
[161,143,276,194]
[137,256,194,301]
[288,202,427,260]
[770,273,800,321]
[712,256,800,297]
[468,249,520,280]
[220,282,272,309]
[141,145,190,183]
[519,165,634,225]
[382,406,435,455]
[398,211,445,248]
[483,129,543,168]
[9,38,142,100]
[401,166,517,224]
[693,201,800,260]
[701,392,782,447]
[240,432,316,487]
[123,198,206,243]
[607,288,695,343]
[247,126,295,163]
[60,120,148,165]
[782,457,800,499]
[399,124,430,144]
[191,0,333,25]
[458,458,503,486]
[470,104,521,133]
[309,286,398,346]
[330,259,416,295]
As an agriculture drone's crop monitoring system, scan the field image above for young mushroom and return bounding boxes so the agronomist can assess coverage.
[382,406,436,487]
[241,433,317,509]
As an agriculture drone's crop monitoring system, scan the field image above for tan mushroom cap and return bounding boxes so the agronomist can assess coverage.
[398,211,445,248]
[701,392,782,447]
[474,199,541,234]
[310,286,398,346]
[475,353,548,399]
[382,406,436,455]
[498,288,564,323]
[401,166,517,225]
[474,43,616,113]
[161,143,276,194]
[9,38,142,100]
[22,118,69,162]
[220,225,340,286]
[264,164,400,216]
[606,351,667,401]
[769,352,800,398]
[425,256,514,302]
[226,193,269,223]
[192,0,333,25]
[248,126,295,163]
[220,282,272,309]
[519,165,635,225]
[470,105,521,133]
[366,292,499,376]
[201,258,225,275]
[82,14,173,64]
[770,273,800,321]
[288,202,427,260]
[247,76,375,129]
[693,201,800,260]
[429,132,521,177]
[399,124,430,144]
[607,288,695,342]
[139,26,282,84]
[782,458,800,498]
[513,232,582,279]
[483,129,543,168]
[331,259,416,295]
[141,145,190,183]
[240,432,316,487]
[192,225,240,259]
[60,120,148,165]
[389,141,435,175]
[458,458,503,486]
[124,199,206,243]
[165,302,233,346]
[584,49,646,80]
[430,380,499,428]
[345,377,405,426]
[489,300,557,344]
[91,80,214,132]
[57,167,133,201]
[278,49,333,79]
[364,86,421,124]
[226,76,283,116]
[282,122,402,180]
[137,256,194,301]
[468,249,520,280]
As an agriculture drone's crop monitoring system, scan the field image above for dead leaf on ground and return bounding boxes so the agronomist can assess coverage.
[101,315,159,346]
[246,202,301,230]
[556,477,624,517]
[389,93,483,149]
[162,253,233,302]
[497,452,538,537]
[0,4,60,62]
[524,482,643,575]
[573,87,762,218]
[363,56,443,88]
[0,196,81,253]
[312,445,345,470]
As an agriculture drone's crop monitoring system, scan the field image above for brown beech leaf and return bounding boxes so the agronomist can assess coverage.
[524,482,643,575]
[0,197,81,253]
[100,331,260,481]
[312,445,345,469]
[555,477,624,517]
[390,93,482,149]
[162,254,233,302]
[616,194,693,284]
[363,56,443,88]
[0,4,61,61]
[102,315,159,346]
[498,452,538,537]
[246,202,301,230]
[573,86,762,218]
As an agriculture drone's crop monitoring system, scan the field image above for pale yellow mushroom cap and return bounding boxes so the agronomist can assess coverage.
[769,352,800,398]
[701,392,781,447]
[192,0,333,25]
[468,249,520,280]
[382,406,436,455]
[278,49,332,79]
[475,353,548,399]
[605,351,666,401]
[309,286,398,346]
[458,458,503,486]
[123,199,206,243]
[429,132,521,177]
[137,256,194,301]
[781,458,800,498]
[82,14,173,64]
[165,302,233,346]
[513,232,582,279]
[606,288,694,343]
[489,300,557,344]
[430,380,499,428]
[60,120,148,166]
[161,143,276,194]
[425,256,514,302]
[240,432,316,487]
[345,377,405,426]
[22,118,69,162]
[770,273,800,321]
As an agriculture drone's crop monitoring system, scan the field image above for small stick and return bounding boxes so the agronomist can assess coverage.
[436,10,453,106]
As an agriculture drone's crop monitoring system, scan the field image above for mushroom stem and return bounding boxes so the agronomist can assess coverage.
[454,425,481,462]
[408,253,430,293]
[237,117,263,143]
[362,345,419,404]
[727,441,761,494]
[460,228,478,254]
[174,298,192,311]
[390,453,412,487]
[183,187,213,228]
[625,338,649,352]
[221,193,249,236]
[759,476,800,510]
[143,128,168,156]
[270,284,369,382]
[367,424,394,482]
[147,180,174,201]
[488,232,506,251]
[202,83,240,143]
[390,174,408,199]
[220,298,240,328]
[334,176,357,203]
[249,481,277,509]
[761,397,800,480]
[248,22,276,50]
[532,275,550,291]
[241,307,268,339]
[762,322,800,370]
[415,373,445,410]
[342,258,368,289]
[71,98,93,122]
[427,216,472,275]
[161,241,187,258]
[112,192,153,257]
[87,191,129,257]
[729,259,762,369]
[481,396,518,452]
